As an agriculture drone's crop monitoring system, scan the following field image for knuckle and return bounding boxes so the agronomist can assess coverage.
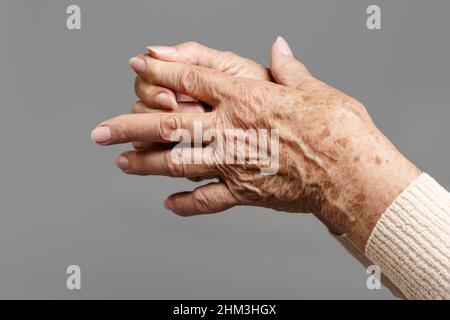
[192,189,210,214]
[236,84,266,117]
[159,116,181,142]
[218,51,239,70]
[165,151,184,177]
[172,115,183,130]
[182,41,200,50]
[179,67,200,94]
[223,50,237,60]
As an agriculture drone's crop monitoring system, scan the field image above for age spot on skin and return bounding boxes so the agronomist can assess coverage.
[319,128,331,139]
[298,95,313,104]
[303,95,313,102]
[355,193,366,202]
[353,156,360,162]
[375,155,382,165]
[337,137,348,148]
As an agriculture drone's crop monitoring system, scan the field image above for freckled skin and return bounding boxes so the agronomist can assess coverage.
[124,41,421,251]
[203,78,420,249]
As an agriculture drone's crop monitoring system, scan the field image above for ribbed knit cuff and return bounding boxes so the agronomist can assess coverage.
[365,173,450,299]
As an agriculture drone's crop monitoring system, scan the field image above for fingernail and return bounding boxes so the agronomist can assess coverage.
[182,106,204,113]
[91,126,111,144]
[129,57,146,74]
[276,36,293,57]
[115,155,130,171]
[147,46,176,55]
[176,92,196,102]
[164,199,174,211]
[155,92,177,109]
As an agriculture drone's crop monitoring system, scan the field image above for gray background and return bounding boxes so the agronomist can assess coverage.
[0,0,449,299]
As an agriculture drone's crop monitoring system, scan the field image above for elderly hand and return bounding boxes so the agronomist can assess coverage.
[130,41,271,150]
[91,38,420,250]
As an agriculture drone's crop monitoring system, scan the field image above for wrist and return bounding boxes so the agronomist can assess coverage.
[318,123,420,250]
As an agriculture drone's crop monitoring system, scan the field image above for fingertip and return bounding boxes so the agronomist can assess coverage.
[164,192,197,217]
[129,56,146,74]
[147,46,177,57]
[274,36,293,57]
[115,154,130,171]
[164,197,193,217]
[164,198,174,211]
[154,92,178,110]
[91,126,111,145]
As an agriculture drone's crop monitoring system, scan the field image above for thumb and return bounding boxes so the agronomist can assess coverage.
[270,36,312,88]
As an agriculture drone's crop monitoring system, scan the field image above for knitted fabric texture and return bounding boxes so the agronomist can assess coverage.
[365,173,450,299]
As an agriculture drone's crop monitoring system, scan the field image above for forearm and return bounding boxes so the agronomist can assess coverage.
[317,120,449,299]
[338,126,421,250]
[311,114,420,250]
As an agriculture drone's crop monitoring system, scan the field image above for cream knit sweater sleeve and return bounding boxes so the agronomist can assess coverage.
[365,173,450,299]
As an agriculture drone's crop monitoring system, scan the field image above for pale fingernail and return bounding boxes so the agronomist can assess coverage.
[164,199,174,211]
[147,46,176,55]
[129,57,146,74]
[182,106,204,113]
[91,126,111,144]
[115,155,130,171]
[176,92,196,102]
[155,92,177,109]
[276,36,293,57]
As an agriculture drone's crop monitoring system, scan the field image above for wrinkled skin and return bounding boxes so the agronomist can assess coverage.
[92,38,420,250]
[130,41,271,150]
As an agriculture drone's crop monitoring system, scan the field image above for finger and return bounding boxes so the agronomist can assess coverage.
[135,77,203,111]
[165,182,237,216]
[132,100,204,115]
[115,148,217,178]
[131,101,160,150]
[147,41,270,80]
[129,55,238,106]
[91,113,212,146]
[270,36,312,88]
[131,101,204,150]
[136,53,198,105]
[134,76,178,110]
